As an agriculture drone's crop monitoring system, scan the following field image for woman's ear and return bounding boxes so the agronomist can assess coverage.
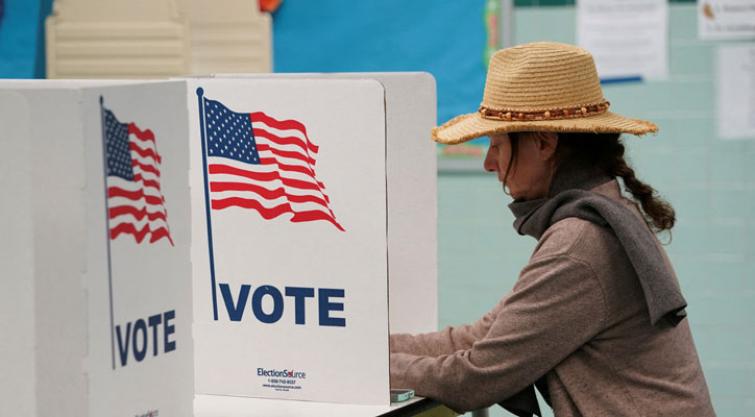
[534,132,559,161]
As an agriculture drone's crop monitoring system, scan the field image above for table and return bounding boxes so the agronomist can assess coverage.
[194,394,457,417]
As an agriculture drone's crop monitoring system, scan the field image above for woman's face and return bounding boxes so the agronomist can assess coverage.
[483,132,559,200]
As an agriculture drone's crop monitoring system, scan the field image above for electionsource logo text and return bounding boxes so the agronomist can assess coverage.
[257,368,307,379]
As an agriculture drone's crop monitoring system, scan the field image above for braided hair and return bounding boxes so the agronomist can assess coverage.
[555,132,676,233]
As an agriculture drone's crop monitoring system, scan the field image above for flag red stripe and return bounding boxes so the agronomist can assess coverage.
[286,193,331,206]
[211,197,293,219]
[291,210,344,231]
[209,163,324,193]
[110,222,173,245]
[253,128,318,156]
[256,143,316,166]
[259,157,321,181]
[249,112,319,153]
[108,186,165,206]
[127,123,156,143]
[132,160,160,177]
[133,173,161,192]
[149,227,174,245]
[109,205,167,222]
[210,181,330,208]
[129,142,162,164]
[211,197,341,230]
[250,111,308,133]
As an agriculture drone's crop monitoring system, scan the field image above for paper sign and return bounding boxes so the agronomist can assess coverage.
[189,79,391,404]
[699,0,755,40]
[716,44,755,139]
[577,0,669,80]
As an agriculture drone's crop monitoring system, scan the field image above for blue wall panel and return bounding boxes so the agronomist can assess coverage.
[273,0,488,125]
[0,0,51,78]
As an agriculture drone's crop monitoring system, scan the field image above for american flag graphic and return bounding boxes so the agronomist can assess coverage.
[103,107,174,245]
[202,97,344,231]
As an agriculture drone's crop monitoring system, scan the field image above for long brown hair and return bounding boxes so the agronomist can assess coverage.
[501,132,676,233]
[556,133,676,233]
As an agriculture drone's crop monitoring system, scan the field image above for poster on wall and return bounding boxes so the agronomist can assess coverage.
[716,44,755,140]
[698,0,755,40]
[577,0,668,81]
[189,79,391,405]
[269,1,491,173]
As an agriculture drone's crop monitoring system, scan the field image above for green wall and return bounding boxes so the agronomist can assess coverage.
[438,4,755,416]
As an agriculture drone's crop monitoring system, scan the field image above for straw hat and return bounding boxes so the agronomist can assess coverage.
[432,42,658,144]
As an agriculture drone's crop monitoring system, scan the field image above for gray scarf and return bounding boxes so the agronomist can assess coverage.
[498,158,687,417]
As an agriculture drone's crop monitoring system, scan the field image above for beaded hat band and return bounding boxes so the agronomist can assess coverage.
[432,42,658,145]
[479,100,610,122]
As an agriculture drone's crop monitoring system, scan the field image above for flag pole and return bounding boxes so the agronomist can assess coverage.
[196,88,219,321]
[99,96,117,369]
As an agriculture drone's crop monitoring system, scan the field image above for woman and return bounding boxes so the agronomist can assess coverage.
[389,42,716,417]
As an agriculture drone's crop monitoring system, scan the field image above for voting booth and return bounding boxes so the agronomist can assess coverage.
[0,82,194,417]
[0,74,437,411]
[187,76,436,405]
[190,79,391,405]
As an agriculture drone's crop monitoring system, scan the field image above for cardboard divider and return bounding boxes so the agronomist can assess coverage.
[0,81,194,416]
[0,74,438,411]
[188,78,390,404]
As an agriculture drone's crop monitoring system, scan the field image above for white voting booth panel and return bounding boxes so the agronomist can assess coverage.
[0,75,437,410]
[81,82,194,416]
[188,79,391,405]
[208,72,438,336]
[0,82,194,417]
[0,92,37,417]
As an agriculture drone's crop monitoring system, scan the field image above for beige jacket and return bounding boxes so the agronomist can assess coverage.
[390,180,716,416]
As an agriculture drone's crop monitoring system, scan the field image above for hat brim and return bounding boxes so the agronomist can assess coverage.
[432,111,658,145]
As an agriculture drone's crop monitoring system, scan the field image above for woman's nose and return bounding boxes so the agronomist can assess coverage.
[483,149,497,173]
